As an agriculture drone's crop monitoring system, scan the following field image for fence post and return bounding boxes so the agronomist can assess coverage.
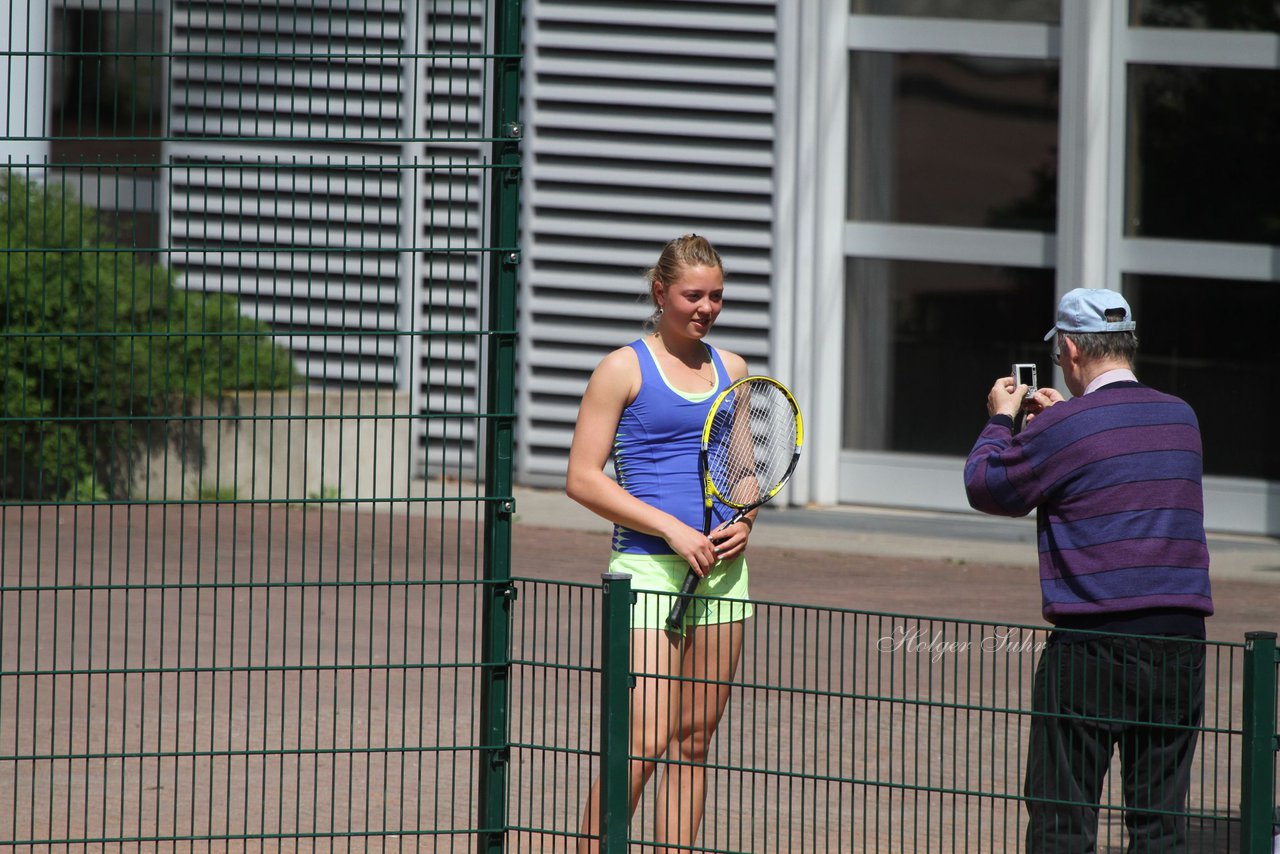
[599,573,633,854]
[476,1,523,850]
[1241,631,1278,853]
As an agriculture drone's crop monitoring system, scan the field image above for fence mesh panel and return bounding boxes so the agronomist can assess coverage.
[511,581,1258,853]
[1,0,520,848]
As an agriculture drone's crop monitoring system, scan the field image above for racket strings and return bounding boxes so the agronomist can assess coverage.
[706,383,798,506]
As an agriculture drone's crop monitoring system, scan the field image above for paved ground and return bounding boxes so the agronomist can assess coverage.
[510,483,1280,620]
[2,494,1277,852]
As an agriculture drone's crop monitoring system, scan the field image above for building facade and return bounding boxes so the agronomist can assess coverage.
[8,0,1278,534]
[520,0,1280,536]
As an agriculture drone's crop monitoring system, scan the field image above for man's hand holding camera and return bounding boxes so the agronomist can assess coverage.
[986,375,1064,422]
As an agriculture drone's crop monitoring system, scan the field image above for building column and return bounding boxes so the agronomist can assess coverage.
[1055,0,1119,298]
[775,0,848,507]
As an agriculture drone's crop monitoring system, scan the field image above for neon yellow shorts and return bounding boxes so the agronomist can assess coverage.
[607,551,753,633]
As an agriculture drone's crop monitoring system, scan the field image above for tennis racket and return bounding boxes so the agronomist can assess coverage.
[665,375,804,631]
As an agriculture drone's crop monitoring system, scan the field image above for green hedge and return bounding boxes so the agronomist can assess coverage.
[0,171,297,500]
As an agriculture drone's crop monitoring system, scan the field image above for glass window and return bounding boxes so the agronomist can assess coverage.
[1130,1,1280,32]
[49,10,164,253]
[1126,64,1280,244]
[1126,276,1280,481]
[50,9,165,174]
[848,53,1059,231]
[852,0,1061,24]
[843,259,1055,455]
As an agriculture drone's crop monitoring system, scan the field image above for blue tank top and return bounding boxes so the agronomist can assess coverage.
[612,339,735,555]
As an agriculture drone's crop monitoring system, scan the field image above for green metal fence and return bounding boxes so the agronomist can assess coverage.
[2,0,521,848]
[506,577,1279,853]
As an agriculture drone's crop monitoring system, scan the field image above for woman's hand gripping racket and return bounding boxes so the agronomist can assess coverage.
[665,376,804,631]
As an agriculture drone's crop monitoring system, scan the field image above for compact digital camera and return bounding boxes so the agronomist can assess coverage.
[1012,363,1037,400]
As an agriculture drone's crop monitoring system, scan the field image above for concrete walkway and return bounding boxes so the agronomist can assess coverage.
[511,485,1280,584]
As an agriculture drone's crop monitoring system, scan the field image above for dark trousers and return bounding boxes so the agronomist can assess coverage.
[1024,635,1206,853]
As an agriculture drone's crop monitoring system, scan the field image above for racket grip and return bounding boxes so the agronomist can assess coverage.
[665,568,702,631]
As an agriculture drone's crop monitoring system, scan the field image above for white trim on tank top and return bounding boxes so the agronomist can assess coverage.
[639,338,720,403]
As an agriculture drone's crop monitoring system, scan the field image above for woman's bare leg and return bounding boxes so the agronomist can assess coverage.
[578,629,682,853]
[653,620,744,853]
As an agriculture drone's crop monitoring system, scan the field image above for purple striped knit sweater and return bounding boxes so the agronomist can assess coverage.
[964,382,1213,623]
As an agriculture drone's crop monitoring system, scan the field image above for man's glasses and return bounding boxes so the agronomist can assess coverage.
[1049,335,1061,366]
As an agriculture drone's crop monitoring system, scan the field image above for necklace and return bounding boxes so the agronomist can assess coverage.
[652,333,715,387]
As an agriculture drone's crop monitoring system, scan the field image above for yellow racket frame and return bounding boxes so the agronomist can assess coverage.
[700,375,805,515]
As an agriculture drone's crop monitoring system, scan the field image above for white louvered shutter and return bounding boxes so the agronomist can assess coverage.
[164,0,495,477]
[518,0,780,485]
[164,0,410,388]
[412,0,490,476]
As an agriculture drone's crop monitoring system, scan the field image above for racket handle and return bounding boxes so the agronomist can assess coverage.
[665,568,702,632]
[665,508,750,631]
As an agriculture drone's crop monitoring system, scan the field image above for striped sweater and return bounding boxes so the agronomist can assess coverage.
[964,382,1213,623]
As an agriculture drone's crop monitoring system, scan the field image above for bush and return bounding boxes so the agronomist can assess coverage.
[0,171,297,500]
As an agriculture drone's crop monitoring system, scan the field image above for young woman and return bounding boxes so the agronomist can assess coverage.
[568,234,753,852]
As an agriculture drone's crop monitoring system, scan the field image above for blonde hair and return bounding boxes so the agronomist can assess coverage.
[642,234,725,331]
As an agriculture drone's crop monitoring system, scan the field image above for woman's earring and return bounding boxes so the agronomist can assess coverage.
[655,306,663,318]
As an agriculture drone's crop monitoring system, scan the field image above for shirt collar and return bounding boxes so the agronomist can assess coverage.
[1084,368,1137,395]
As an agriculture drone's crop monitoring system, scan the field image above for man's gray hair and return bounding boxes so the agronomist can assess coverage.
[1059,330,1138,364]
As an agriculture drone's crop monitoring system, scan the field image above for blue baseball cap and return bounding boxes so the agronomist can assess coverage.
[1043,288,1136,341]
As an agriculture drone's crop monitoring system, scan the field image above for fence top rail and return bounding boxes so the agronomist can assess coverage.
[511,575,618,593]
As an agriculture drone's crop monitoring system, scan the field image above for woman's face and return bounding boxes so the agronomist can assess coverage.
[656,265,724,340]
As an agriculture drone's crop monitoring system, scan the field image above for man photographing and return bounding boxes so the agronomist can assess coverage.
[964,287,1214,852]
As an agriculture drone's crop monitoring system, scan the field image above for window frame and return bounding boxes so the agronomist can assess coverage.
[825,4,1280,534]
